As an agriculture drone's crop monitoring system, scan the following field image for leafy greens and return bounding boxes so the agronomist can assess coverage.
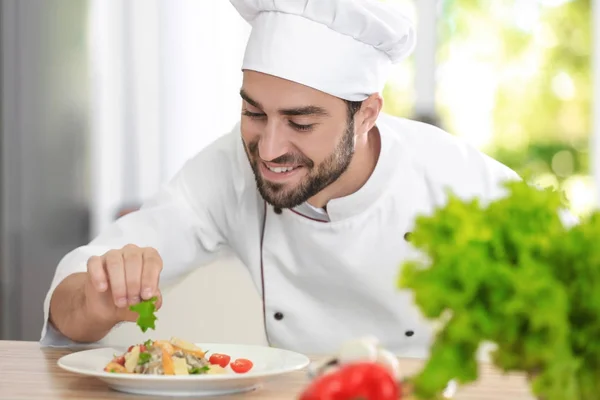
[398,178,600,400]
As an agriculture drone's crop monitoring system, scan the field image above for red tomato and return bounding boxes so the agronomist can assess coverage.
[115,356,125,366]
[128,344,146,353]
[299,362,399,400]
[209,353,231,368]
[230,358,253,373]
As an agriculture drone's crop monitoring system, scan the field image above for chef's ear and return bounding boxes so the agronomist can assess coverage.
[355,93,383,134]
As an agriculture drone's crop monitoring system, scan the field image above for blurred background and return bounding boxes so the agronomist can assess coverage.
[0,0,598,342]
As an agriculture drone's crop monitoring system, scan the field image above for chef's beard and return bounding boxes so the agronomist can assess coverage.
[244,120,355,210]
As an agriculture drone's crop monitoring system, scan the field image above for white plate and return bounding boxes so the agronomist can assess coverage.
[57,343,310,397]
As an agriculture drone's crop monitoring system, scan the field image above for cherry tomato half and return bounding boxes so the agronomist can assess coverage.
[209,353,231,368]
[128,344,147,353]
[115,356,125,366]
[230,358,253,373]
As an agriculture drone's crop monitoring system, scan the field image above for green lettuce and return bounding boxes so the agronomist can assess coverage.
[398,179,600,400]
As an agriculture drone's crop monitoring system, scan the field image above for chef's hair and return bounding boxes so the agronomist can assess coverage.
[345,100,363,121]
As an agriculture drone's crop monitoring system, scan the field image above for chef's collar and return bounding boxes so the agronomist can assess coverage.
[293,115,398,223]
[293,202,330,222]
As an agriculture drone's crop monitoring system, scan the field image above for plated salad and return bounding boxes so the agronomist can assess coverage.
[104,296,253,376]
[104,337,254,375]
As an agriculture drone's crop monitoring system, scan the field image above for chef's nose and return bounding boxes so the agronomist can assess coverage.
[259,121,288,162]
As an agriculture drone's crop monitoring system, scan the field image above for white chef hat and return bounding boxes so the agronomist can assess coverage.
[230,0,416,101]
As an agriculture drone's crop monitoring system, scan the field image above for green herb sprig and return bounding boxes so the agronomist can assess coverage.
[190,366,210,374]
[129,296,158,333]
[138,352,152,365]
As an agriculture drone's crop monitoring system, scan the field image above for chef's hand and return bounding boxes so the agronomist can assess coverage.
[85,244,163,324]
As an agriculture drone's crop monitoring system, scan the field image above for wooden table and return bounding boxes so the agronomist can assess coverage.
[0,340,536,399]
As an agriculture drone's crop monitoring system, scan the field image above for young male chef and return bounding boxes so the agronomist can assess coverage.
[41,0,520,359]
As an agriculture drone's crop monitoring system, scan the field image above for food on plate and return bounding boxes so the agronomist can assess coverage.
[103,337,254,375]
[209,353,231,368]
[299,361,400,400]
[230,358,254,373]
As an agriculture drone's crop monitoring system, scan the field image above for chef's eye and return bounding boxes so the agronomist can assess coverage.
[242,109,266,119]
[289,120,314,132]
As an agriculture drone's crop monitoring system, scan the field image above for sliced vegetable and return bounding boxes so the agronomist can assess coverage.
[299,362,399,400]
[169,337,206,358]
[230,358,253,374]
[153,340,175,356]
[161,348,175,375]
[124,345,140,373]
[173,357,189,375]
[209,353,231,368]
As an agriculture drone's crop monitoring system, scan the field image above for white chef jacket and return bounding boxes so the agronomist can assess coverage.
[40,112,521,357]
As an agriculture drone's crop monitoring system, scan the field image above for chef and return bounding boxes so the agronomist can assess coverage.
[40,0,520,359]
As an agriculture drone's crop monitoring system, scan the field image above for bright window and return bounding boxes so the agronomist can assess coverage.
[383,0,594,216]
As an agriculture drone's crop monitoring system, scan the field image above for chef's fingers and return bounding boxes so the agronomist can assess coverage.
[122,244,143,305]
[149,289,163,311]
[155,290,163,310]
[87,255,108,292]
[141,247,163,301]
[104,250,127,308]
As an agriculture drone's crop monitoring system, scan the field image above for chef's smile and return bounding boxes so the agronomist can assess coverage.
[259,161,305,183]
[237,73,368,210]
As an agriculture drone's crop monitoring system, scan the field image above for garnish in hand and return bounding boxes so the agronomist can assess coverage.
[129,296,158,332]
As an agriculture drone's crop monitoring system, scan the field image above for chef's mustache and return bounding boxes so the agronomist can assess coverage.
[247,139,314,168]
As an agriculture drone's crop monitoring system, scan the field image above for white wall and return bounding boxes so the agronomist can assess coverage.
[159,0,250,182]
[88,0,250,237]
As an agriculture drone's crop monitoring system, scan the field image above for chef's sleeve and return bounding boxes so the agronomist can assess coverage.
[39,147,230,347]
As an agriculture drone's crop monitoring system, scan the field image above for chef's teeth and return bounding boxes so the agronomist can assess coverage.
[268,166,294,173]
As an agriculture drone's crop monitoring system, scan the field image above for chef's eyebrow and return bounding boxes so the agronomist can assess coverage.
[240,89,262,110]
[281,106,329,117]
[239,89,330,117]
